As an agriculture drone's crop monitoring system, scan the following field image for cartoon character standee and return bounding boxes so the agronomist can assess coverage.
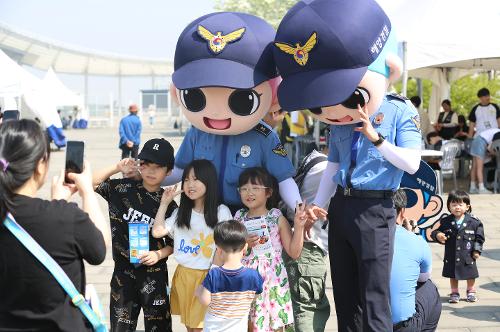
[273,0,422,331]
[164,12,301,213]
[400,160,444,241]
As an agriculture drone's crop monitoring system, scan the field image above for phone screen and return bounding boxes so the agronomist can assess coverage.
[2,110,20,122]
[65,141,84,184]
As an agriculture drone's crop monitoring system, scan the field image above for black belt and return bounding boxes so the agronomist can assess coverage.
[393,316,413,330]
[337,185,394,199]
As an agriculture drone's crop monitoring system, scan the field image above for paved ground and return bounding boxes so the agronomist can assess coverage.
[37,122,500,331]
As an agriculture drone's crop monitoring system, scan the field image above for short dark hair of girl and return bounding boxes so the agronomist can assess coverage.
[238,167,279,210]
[214,220,248,253]
[176,159,219,229]
[0,119,50,221]
[447,190,472,213]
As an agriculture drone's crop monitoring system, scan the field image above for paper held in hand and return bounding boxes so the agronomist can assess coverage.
[129,223,149,264]
[244,216,274,256]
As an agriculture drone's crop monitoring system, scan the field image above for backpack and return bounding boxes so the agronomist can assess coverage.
[279,150,327,222]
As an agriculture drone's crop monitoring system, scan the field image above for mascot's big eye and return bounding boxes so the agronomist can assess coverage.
[228,89,262,116]
[309,107,323,115]
[341,87,371,109]
[179,88,206,112]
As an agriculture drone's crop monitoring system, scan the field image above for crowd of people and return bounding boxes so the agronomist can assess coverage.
[411,87,500,194]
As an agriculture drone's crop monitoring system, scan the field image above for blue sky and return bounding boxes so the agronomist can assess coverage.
[0,0,216,106]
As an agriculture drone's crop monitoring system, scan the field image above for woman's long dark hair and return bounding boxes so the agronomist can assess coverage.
[0,119,50,221]
[176,159,219,229]
[238,167,279,210]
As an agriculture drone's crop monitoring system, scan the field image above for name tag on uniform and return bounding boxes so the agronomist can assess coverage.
[465,230,474,234]
[129,223,149,264]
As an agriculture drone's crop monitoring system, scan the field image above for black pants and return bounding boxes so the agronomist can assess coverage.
[110,264,172,332]
[329,192,396,332]
[120,144,139,160]
[393,280,442,332]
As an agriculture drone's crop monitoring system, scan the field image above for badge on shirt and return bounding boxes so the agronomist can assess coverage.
[373,112,384,125]
[466,242,472,250]
[272,143,287,157]
[240,145,251,158]
[411,115,421,131]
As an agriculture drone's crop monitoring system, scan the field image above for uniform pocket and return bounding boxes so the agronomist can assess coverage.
[194,145,215,161]
[297,264,327,303]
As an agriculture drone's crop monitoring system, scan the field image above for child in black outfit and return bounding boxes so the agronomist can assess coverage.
[431,190,485,303]
[93,138,177,332]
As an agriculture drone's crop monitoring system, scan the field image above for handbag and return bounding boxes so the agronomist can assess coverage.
[3,213,107,332]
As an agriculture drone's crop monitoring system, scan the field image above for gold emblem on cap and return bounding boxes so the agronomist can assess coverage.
[274,32,317,66]
[197,25,246,54]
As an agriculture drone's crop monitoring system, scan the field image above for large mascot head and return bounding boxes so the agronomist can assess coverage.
[401,161,444,241]
[171,12,280,135]
[273,0,402,125]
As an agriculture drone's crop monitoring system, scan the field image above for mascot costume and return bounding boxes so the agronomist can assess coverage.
[401,160,444,241]
[165,12,302,213]
[274,0,422,330]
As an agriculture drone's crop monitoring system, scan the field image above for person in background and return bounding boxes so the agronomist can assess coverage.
[435,99,459,140]
[263,103,286,131]
[0,119,108,331]
[119,104,142,159]
[468,88,500,194]
[454,115,470,141]
[410,96,432,139]
[431,191,485,303]
[148,104,157,128]
[283,149,331,332]
[195,220,264,331]
[391,190,441,332]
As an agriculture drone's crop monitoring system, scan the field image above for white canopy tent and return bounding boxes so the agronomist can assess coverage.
[43,67,84,109]
[378,0,500,120]
[0,48,62,128]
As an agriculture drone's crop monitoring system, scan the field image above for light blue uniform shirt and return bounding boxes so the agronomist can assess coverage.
[328,95,421,190]
[390,225,432,324]
[175,121,296,206]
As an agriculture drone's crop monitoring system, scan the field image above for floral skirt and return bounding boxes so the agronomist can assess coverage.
[243,252,294,331]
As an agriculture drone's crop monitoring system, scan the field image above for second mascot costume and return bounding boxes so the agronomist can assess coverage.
[274,0,422,331]
[166,12,302,214]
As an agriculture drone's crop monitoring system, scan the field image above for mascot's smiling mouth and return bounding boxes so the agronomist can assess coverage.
[326,115,353,123]
[203,117,231,130]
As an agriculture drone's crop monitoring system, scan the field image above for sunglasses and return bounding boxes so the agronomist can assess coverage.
[179,88,263,116]
[309,87,371,114]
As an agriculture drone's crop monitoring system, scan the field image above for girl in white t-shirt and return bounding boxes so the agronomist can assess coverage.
[153,159,232,332]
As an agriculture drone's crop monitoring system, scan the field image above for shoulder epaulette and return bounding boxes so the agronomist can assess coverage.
[388,92,409,102]
[253,122,271,137]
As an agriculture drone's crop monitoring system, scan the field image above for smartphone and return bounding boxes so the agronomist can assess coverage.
[65,141,84,184]
[2,110,20,122]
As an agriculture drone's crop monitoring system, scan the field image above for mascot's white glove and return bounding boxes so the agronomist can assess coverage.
[377,142,420,175]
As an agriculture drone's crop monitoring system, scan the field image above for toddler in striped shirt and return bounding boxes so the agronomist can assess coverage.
[195,220,263,331]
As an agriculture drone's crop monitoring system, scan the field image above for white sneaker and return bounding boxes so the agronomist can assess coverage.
[469,188,479,194]
[478,187,493,194]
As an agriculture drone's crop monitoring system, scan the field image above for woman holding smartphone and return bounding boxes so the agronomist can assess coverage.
[0,119,109,332]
